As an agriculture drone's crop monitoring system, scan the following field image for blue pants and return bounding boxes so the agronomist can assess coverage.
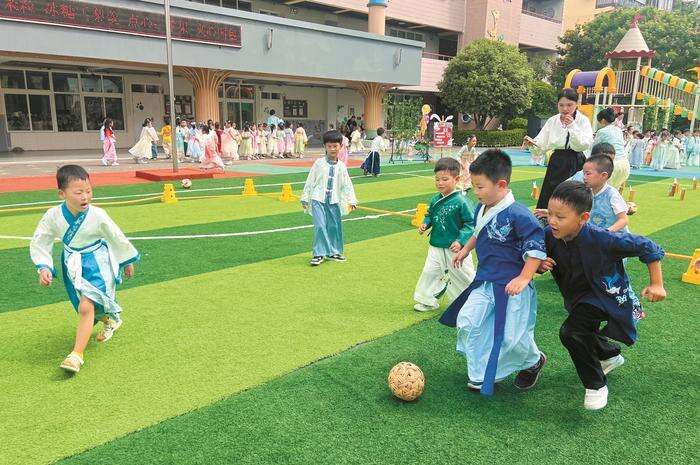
[151,143,158,159]
[312,200,343,257]
[361,151,381,175]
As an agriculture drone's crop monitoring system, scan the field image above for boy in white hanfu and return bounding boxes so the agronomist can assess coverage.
[301,130,358,267]
[30,165,139,374]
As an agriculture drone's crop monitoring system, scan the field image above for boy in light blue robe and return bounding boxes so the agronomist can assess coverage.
[441,150,547,395]
[30,165,139,373]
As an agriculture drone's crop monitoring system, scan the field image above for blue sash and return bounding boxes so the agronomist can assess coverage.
[61,203,89,246]
[439,280,509,396]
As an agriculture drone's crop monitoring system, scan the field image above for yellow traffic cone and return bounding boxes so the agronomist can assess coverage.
[682,249,700,285]
[161,183,178,204]
[279,183,297,202]
[242,178,258,196]
[411,203,428,227]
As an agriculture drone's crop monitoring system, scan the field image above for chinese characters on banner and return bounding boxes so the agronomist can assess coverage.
[1,0,242,47]
[433,121,453,147]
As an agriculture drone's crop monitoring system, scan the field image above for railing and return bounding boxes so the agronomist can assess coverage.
[521,9,562,24]
[422,51,454,61]
[616,70,637,95]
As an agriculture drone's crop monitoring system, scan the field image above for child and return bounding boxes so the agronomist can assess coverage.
[338,132,350,165]
[594,107,629,189]
[414,158,476,312]
[284,122,294,158]
[540,181,665,409]
[643,131,657,166]
[220,121,239,164]
[30,165,139,373]
[268,123,279,158]
[250,124,259,160]
[650,130,672,171]
[239,124,253,160]
[629,131,645,169]
[160,117,173,159]
[456,135,478,191]
[129,118,155,164]
[301,130,358,266]
[199,125,224,172]
[361,127,385,177]
[294,123,308,158]
[582,155,629,232]
[101,118,118,166]
[186,122,203,162]
[665,131,682,170]
[440,150,547,395]
[175,119,188,160]
[689,130,700,167]
[277,122,287,158]
[148,120,160,160]
[350,126,364,153]
[259,123,269,158]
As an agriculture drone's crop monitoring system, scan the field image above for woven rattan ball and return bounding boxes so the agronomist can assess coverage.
[388,362,425,401]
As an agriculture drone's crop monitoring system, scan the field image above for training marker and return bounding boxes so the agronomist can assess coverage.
[279,183,297,202]
[411,203,428,227]
[531,181,539,200]
[161,183,178,204]
[680,188,687,201]
[628,188,636,201]
[681,249,700,286]
[242,178,258,196]
[668,179,678,197]
[693,177,698,190]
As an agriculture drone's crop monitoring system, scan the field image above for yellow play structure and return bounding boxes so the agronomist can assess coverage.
[563,16,699,132]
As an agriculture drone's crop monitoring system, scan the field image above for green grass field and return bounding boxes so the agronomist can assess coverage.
[0,164,697,465]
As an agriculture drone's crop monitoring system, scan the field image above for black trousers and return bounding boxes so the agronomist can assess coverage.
[536,149,586,209]
[559,303,622,390]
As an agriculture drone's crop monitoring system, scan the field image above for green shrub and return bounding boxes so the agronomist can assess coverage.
[453,128,526,147]
[508,117,528,130]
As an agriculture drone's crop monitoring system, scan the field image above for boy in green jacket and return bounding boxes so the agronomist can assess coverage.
[414,158,476,312]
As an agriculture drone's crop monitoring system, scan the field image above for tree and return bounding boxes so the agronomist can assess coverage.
[437,39,534,130]
[552,7,700,88]
[529,81,558,118]
[383,95,422,155]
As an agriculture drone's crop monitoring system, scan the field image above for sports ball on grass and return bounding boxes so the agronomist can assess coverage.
[181,178,192,189]
[388,362,425,401]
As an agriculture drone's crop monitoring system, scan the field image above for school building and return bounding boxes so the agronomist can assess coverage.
[0,0,573,152]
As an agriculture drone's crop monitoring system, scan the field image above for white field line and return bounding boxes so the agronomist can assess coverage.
[0,209,415,242]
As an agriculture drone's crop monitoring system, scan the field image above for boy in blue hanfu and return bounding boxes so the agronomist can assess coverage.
[30,165,139,373]
[413,157,476,312]
[541,181,666,410]
[301,130,358,266]
[440,150,547,395]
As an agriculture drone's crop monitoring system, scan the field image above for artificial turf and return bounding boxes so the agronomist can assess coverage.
[58,220,699,465]
[0,166,696,465]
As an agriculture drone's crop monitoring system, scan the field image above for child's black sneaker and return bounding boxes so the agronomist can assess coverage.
[514,352,547,390]
[327,254,347,262]
[310,256,324,266]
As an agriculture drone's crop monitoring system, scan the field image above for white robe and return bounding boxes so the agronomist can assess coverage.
[30,204,139,319]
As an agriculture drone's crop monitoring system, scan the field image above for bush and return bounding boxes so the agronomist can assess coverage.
[508,117,528,130]
[453,129,526,147]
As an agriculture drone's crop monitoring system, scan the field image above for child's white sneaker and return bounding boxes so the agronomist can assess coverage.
[59,353,84,373]
[600,354,624,375]
[584,385,608,410]
[413,303,439,312]
[96,317,122,342]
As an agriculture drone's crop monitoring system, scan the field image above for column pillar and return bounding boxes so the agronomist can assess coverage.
[357,82,390,138]
[181,67,231,123]
[367,0,388,35]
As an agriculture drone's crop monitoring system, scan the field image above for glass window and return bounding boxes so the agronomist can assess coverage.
[52,73,79,92]
[146,85,161,94]
[0,69,26,89]
[4,94,29,130]
[81,75,102,93]
[397,31,406,39]
[218,85,224,98]
[225,84,238,99]
[84,96,105,130]
[105,98,124,130]
[240,85,255,99]
[238,1,252,11]
[103,76,123,93]
[221,0,236,8]
[29,95,53,130]
[55,94,83,131]
[131,84,145,93]
[26,71,50,90]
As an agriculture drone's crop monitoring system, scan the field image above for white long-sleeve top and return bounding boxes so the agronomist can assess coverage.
[30,204,138,275]
[300,157,357,206]
[531,111,593,157]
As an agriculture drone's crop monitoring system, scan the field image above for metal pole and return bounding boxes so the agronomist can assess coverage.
[165,0,178,172]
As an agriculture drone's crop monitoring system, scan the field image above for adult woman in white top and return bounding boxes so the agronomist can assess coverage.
[524,88,594,209]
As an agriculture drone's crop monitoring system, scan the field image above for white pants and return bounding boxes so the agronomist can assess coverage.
[414,246,476,308]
